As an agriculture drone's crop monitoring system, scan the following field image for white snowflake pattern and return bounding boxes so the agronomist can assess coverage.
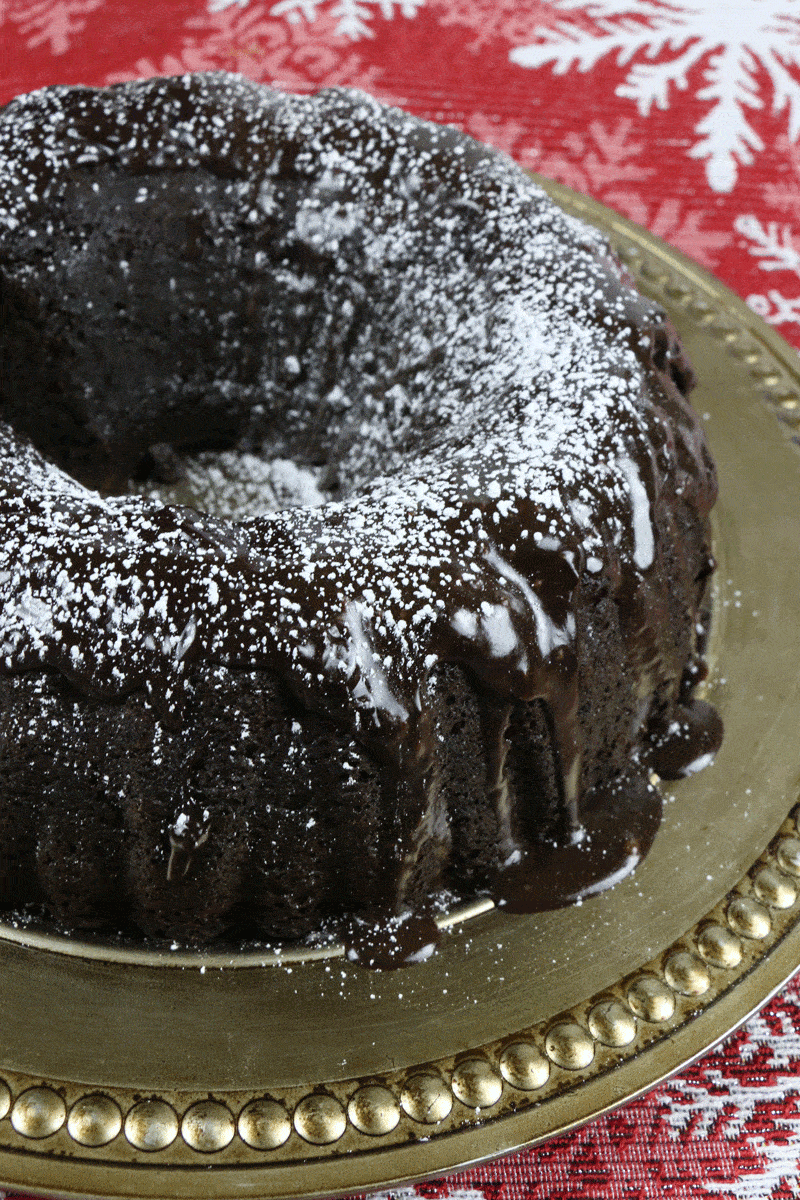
[736,212,800,326]
[208,0,425,40]
[510,0,800,193]
[664,999,800,1198]
[7,0,106,55]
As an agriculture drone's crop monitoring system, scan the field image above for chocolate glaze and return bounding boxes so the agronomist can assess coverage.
[497,773,662,914]
[648,700,723,781]
[0,74,721,961]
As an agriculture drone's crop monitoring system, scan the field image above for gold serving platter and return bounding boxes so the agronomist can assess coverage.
[2,180,800,1200]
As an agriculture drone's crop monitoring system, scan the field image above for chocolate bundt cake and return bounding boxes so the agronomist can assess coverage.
[0,73,721,963]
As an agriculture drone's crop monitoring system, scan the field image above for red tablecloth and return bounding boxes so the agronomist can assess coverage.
[4,2,800,1196]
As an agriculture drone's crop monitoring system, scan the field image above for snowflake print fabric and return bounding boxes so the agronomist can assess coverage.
[3,1,800,1198]
[209,0,427,41]
[510,0,800,193]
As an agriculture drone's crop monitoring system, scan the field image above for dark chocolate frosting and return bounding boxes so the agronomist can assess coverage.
[0,74,721,960]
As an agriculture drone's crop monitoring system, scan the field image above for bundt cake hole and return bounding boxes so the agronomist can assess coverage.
[2,81,505,508]
[131,444,336,521]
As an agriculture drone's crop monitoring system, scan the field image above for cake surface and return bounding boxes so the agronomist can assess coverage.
[0,73,721,963]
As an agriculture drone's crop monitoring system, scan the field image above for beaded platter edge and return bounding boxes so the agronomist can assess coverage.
[0,805,798,1163]
[1,184,800,1174]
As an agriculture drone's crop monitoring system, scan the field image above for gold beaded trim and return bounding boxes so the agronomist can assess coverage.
[2,205,800,1170]
[620,241,800,437]
[0,805,797,1162]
